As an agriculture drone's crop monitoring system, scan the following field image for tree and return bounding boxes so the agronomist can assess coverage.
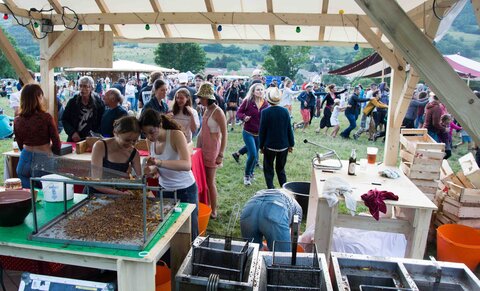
[226,61,241,72]
[154,43,206,72]
[262,45,311,78]
[0,27,39,78]
[353,48,374,62]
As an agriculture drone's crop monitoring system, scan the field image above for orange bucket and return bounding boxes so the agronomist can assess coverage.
[262,240,305,252]
[155,261,171,291]
[198,203,212,236]
[437,224,480,270]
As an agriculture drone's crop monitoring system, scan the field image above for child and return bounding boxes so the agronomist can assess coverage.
[438,114,453,159]
[329,99,347,138]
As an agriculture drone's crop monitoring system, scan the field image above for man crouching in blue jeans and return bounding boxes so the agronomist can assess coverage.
[240,189,302,252]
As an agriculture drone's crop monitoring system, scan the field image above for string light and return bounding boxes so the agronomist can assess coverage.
[339,9,345,15]
[3,14,8,20]
[145,24,150,30]
[217,24,222,32]
[33,22,39,28]
[354,43,359,51]
[296,26,301,33]
[78,24,83,31]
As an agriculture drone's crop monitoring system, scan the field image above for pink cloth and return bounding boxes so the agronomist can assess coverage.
[361,189,399,221]
[198,108,221,168]
[300,109,311,123]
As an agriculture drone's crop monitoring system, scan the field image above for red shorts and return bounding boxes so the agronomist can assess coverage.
[301,109,310,123]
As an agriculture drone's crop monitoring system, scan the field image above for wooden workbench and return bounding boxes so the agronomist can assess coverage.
[306,161,437,260]
[0,192,195,291]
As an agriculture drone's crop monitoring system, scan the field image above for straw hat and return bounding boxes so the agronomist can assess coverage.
[197,82,215,100]
[266,87,281,105]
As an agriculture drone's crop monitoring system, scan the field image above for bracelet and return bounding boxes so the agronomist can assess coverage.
[157,159,163,168]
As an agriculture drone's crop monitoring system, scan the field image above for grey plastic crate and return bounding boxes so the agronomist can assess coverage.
[176,236,259,291]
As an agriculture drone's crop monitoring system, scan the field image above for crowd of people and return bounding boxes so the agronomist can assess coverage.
[5,68,480,245]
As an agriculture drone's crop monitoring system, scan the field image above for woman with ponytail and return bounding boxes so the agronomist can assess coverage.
[139,108,199,239]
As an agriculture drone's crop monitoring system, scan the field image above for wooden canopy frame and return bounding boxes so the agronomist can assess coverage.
[0,0,478,166]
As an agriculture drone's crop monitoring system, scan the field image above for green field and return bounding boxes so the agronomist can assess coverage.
[0,97,470,237]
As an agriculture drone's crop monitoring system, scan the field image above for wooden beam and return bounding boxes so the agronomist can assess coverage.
[204,0,220,40]
[356,0,480,145]
[94,0,124,38]
[47,0,63,14]
[114,36,376,47]
[41,28,78,61]
[0,27,34,85]
[267,0,275,40]
[318,0,329,41]
[149,0,171,38]
[345,15,405,71]
[383,65,407,166]
[471,0,480,27]
[0,6,379,27]
[39,37,55,118]
[393,68,421,127]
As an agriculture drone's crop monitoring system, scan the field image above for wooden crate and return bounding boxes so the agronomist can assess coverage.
[399,128,445,156]
[75,137,100,154]
[442,197,480,219]
[459,153,480,189]
[445,181,480,204]
[440,210,480,229]
[401,162,440,180]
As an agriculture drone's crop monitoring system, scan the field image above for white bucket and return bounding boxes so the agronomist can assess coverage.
[41,174,74,202]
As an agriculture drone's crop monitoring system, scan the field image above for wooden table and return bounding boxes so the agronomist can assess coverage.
[306,161,437,260]
[0,192,195,291]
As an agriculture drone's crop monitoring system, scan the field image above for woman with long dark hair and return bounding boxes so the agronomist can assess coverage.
[140,108,199,238]
[171,88,199,143]
[14,84,61,188]
[319,84,347,135]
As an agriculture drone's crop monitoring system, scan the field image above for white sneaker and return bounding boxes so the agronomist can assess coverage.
[244,176,251,186]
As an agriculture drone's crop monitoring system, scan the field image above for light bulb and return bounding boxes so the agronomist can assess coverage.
[339,9,345,15]
[354,43,359,50]
[145,24,150,30]
[3,14,8,20]
[217,24,222,32]
[296,26,301,33]
[78,24,83,31]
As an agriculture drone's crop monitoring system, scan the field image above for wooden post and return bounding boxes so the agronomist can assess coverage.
[384,68,406,166]
[40,38,56,118]
[356,0,480,146]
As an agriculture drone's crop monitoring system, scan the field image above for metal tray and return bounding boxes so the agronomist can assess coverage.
[29,194,179,251]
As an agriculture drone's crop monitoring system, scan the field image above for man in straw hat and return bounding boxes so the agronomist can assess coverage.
[259,87,294,189]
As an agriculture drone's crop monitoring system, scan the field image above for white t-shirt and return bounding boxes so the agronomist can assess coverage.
[9,90,21,109]
[280,87,300,107]
[172,107,200,143]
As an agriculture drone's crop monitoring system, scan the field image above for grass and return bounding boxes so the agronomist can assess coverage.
[0,97,471,238]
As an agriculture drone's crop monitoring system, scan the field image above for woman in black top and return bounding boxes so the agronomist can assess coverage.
[91,116,141,195]
[225,79,240,131]
[319,84,347,135]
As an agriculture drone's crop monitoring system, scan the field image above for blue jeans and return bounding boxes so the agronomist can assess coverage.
[341,112,357,138]
[16,149,50,189]
[240,193,291,251]
[128,97,137,111]
[162,182,199,240]
[242,130,259,176]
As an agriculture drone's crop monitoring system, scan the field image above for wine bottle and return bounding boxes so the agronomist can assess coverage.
[348,149,356,175]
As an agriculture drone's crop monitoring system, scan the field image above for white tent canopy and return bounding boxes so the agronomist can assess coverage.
[64,60,178,73]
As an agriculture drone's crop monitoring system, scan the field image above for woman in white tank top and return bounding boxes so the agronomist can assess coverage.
[139,108,199,239]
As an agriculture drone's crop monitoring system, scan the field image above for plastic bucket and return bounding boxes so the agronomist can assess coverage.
[262,240,305,252]
[155,261,171,291]
[282,181,310,219]
[41,174,74,202]
[198,203,212,236]
[437,224,480,270]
